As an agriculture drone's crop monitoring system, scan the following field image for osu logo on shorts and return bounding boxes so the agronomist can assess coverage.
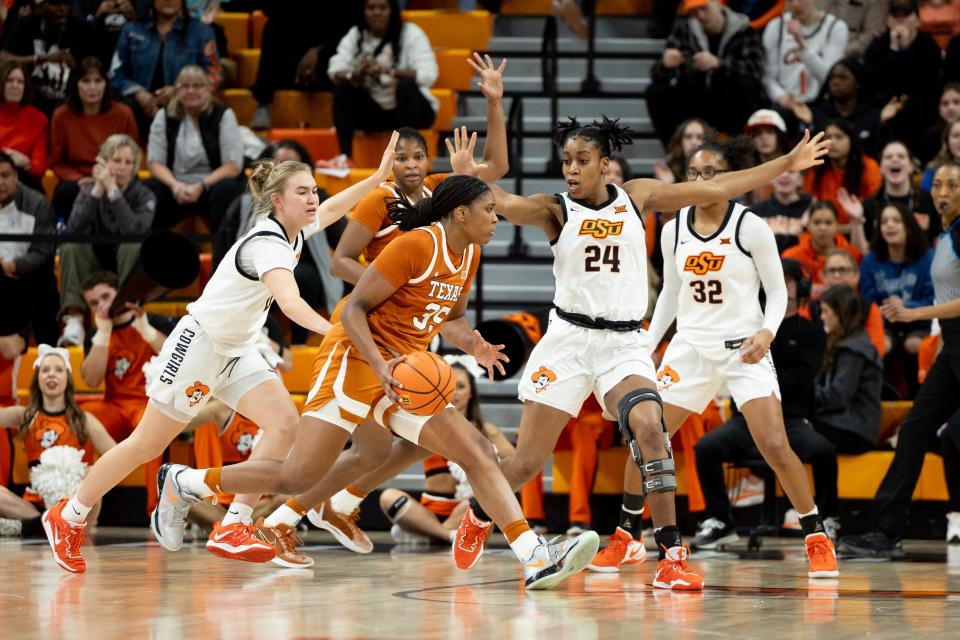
[683,252,725,276]
[578,219,624,239]
[657,366,681,391]
[186,381,210,407]
[531,366,557,393]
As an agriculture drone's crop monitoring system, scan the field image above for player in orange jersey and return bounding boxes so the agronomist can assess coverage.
[0,346,114,540]
[167,175,601,589]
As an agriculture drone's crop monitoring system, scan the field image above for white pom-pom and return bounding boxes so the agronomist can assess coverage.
[142,355,160,391]
[447,461,474,502]
[29,446,88,509]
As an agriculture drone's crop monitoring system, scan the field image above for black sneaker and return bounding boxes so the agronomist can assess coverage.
[690,517,739,550]
[839,531,903,558]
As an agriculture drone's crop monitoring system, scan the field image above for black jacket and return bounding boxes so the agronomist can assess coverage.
[771,313,825,420]
[814,331,883,445]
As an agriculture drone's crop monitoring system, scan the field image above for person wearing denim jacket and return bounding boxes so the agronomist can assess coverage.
[108,0,221,139]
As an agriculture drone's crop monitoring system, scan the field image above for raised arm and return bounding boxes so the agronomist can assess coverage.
[0,405,25,428]
[467,53,510,183]
[330,220,376,285]
[739,216,787,364]
[488,184,564,240]
[307,131,399,236]
[626,130,829,213]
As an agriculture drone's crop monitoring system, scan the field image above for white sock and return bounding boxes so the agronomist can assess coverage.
[509,530,541,561]
[222,502,254,526]
[62,497,91,524]
[799,506,819,519]
[448,529,456,543]
[264,504,302,528]
[177,468,214,499]
[330,488,364,514]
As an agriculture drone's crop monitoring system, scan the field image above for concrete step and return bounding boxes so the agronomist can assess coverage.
[464,96,649,119]
[489,35,664,55]
[493,15,652,39]
[494,57,654,78]
[502,75,648,93]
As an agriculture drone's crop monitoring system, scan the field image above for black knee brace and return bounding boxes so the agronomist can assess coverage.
[616,388,677,495]
[387,495,410,520]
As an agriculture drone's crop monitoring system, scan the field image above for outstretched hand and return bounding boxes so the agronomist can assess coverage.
[786,130,830,172]
[472,330,509,380]
[446,126,489,177]
[467,52,507,102]
[374,130,400,181]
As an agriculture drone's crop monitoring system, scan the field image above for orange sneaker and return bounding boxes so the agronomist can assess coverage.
[653,545,703,591]
[307,501,373,554]
[805,532,839,578]
[453,507,492,570]
[42,499,87,573]
[206,521,276,563]
[588,527,647,572]
[255,519,314,569]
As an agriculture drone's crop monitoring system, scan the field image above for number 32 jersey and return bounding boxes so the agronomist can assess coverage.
[667,203,768,348]
[552,184,649,322]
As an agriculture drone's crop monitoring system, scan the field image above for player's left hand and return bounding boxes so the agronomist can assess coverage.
[739,329,774,364]
[472,329,509,380]
[446,126,489,177]
[785,129,829,172]
[374,130,400,182]
[468,52,507,102]
[881,295,917,322]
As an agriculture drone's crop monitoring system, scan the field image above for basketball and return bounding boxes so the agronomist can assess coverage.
[391,351,456,417]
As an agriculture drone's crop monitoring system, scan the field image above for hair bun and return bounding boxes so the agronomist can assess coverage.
[249,159,277,199]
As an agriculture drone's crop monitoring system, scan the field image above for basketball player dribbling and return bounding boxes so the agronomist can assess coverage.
[591,137,838,579]
[452,117,829,590]
[156,175,601,590]
[41,134,401,573]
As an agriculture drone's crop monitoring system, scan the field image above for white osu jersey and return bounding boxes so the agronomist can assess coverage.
[670,203,765,347]
[551,184,649,322]
[188,216,302,357]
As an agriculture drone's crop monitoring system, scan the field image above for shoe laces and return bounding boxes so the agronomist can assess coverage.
[603,532,628,557]
[807,535,833,563]
[65,524,86,559]
[661,544,693,573]
[276,526,304,554]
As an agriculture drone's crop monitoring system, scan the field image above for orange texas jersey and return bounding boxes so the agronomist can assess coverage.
[349,173,448,263]
[22,410,93,465]
[219,412,262,463]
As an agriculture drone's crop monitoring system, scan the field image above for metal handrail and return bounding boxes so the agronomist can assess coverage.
[541,15,561,174]
[581,0,600,93]
[506,94,528,259]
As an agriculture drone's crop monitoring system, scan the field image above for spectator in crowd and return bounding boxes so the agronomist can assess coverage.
[49,57,139,221]
[848,141,940,250]
[0,346,116,537]
[921,118,960,193]
[606,155,633,186]
[728,0,787,28]
[863,0,942,152]
[1,0,105,116]
[783,201,863,298]
[918,83,960,166]
[0,151,57,346]
[753,170,813,252]
[109,0,222,140]
[145,64,243,232]
[646,0,765,146]
[381,363,515,545]
[72,0,146,59]
[814,283,884,453]
[0,60,46,191]
[841,163,960,558]
[690,260,836,549]
[861,203,934,395]
[820,0,888,56]
[811,248,887,356]
[804,119,882,226]
[653,117,711,183]
[745,109,789,202]
[0,303,29,490]
[328,0,438,160]
[57,134,155,347]
[788,58,884,158]
[762,0,848,111]
[944,30,960,82]
[247,3,353,129]
[920,0,960,49]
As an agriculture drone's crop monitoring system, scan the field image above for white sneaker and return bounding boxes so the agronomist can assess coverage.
[0,517,21,536]
[948,512,960,544]
[524,531,600,590]
[729,474,765,508]
[823,517,841,543]
[150,463,201,551]
[389,524,430,545]
[782,508,801,531]
[249,104,271,129]
[57,315,84,347]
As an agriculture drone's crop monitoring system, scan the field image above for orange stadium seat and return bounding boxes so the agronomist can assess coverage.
[280,346,319,394]
[271,90,334,129]
[401,10,493,51]
[219,88,257,125]
[234,48,260,88]
[314,168,377,194]
[268,128,340,163]
[250,10,267,49]
[350,130,439,169]
[435,49,475,91]
[215,12,250,52]
[431,88,456,131]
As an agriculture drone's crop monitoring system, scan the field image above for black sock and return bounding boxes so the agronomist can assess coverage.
[618,492,645,539]
[468,497,491,523]
[654,525,682,559]
[799,510,824,537]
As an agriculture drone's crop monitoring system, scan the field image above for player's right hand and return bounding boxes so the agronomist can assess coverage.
[786,130,829,172]
[375,130,400,182]
[376,355,407,406]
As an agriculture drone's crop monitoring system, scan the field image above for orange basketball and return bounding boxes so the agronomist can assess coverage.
[391,351,456,417]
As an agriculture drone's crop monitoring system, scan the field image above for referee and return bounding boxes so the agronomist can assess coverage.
[841,161,960,557]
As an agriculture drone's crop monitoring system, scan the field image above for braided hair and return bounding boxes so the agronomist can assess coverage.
[553,116,634,158]
[387,175,490,231]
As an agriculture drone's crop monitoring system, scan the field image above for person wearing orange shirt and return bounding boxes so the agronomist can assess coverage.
[804,119,882,227]
[782,201,863,298]
[0,313,28,489]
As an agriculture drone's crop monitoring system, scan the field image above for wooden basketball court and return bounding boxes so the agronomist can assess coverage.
[2,529,959,639]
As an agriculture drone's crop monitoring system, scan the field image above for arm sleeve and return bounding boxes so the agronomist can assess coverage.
[66,184,97,233]
[858,254,880,305]
[762,20,787,102]
[814,349,866,410]
[105,183,156,234]
[14,190,55,275]
[327,28,359,79]
[108,25,143,97]
[909,252,936,308]
[799,18,848,83]
[49,109,83,181]
[403,24,438,88]
[647,219,680,345]
[217,108,244,169]
[195,22,222,86]
[146,111,167,167]
[370,232,431,289]
[27,117,48,179]
[721,28,765,80]
[745,214,787,336]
